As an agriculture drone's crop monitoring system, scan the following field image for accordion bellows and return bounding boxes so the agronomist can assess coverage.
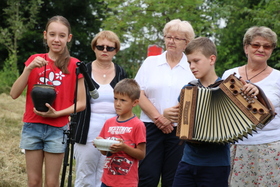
[177,74,275,143]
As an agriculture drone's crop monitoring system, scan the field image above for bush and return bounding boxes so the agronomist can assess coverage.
[0,54,19,94]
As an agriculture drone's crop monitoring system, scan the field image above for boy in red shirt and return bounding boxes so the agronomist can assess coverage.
[95,78,146,187]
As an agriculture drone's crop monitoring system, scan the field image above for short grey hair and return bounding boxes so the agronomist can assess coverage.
[163,19,195,42]
[243,26,277,48]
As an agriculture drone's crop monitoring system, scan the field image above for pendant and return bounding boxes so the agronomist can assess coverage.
[103,74,106,78]
[246,80,250,83]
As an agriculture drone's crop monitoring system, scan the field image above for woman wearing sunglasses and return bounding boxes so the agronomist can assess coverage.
[74,30,127,187]
[222,26,280,186]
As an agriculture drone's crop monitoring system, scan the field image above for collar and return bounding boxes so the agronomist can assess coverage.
[156,51,189,70]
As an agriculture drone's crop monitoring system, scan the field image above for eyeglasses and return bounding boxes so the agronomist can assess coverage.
[96,45,116,52]
[249,43,274,50]
[164,36,187,42]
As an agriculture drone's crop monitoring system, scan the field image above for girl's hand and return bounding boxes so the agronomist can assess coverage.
[33,103,58,118]
[27,56,48,70]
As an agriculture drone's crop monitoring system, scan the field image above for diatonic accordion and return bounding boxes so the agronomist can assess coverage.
[177,73,275,143]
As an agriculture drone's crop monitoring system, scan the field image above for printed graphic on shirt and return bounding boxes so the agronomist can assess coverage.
[38,69,65,86]
[108,126,132,134]
[106,156,133,175]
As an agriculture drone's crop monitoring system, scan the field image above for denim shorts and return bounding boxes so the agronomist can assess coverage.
[20,122,68,153]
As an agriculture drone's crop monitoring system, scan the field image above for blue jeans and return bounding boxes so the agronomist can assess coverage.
[20,122,67,153]
[172,161,230,187]
[138,122,184,187]
[101,182,109,187]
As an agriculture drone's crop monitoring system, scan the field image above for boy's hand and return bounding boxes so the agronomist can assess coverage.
[110,139,123,153]
[163,104,179,123]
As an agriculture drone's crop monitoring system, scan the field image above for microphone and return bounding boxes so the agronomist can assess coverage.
[77,62,99,99]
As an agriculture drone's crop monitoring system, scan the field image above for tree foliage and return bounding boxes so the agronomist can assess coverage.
[100,0,210,77]
[101,0,280,77]
[0,0,42,93]
[207,0,280,75]
[0,0,106,72]
[0,0,280,90]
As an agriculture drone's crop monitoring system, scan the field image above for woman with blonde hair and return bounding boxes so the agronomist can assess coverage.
[74,30,127,187]
[135,19,195,187]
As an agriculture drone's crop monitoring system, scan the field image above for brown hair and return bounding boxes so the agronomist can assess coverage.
[114,79,140,101]
[91,30,121,53]
[185,37,217,58]
[44,15,72,74]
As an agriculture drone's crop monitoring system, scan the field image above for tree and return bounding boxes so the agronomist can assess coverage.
[100,0,211,77]
[16,0,106,71]
[208,0,280,75]
[0,0,42,93]
[100,0,280,77]
[0,0,106,93]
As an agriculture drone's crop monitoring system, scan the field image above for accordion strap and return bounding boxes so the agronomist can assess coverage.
[188,79,223,88]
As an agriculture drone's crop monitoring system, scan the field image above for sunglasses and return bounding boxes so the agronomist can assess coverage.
[249,43,273,50]
[96,45,116,52]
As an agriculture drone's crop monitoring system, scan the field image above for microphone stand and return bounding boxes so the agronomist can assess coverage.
[60,63,80,187]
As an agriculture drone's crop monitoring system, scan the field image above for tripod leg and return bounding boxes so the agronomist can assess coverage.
[67,141,75,187]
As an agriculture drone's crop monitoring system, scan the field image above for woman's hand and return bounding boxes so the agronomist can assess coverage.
[240,79,259,97]
[154,115,174,134]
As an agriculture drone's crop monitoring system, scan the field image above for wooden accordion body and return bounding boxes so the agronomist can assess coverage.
[177,74,275,143]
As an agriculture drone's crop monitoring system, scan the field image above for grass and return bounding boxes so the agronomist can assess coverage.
[0,93,26,187]
[0,93,76,187]
[133,104,141,118]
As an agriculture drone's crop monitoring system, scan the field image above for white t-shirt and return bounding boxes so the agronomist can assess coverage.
[222,67,280,144]
[135,51,195,123]
[87,83,116,142]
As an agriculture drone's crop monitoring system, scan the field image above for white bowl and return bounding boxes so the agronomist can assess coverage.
[93,139,120,151]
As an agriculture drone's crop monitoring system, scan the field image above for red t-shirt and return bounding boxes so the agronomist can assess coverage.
[23,53,82,127]
[99,116,146,187]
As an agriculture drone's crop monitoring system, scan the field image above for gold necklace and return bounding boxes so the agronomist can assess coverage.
[245,65,268,83]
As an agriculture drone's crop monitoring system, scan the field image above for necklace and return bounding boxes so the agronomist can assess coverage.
[245,65,268,83]
[94,61,112,78]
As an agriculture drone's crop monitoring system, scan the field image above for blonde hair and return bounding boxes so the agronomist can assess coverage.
[91,30,121,53]
[163,19,195,42]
